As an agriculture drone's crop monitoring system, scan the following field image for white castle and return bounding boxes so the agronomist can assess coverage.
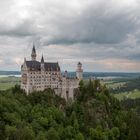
[21,44,83,100]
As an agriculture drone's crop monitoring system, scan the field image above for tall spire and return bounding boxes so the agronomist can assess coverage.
[41,54,44,63]
[31,42,37,61]
[41,54,45,71]
[32,43,36,53]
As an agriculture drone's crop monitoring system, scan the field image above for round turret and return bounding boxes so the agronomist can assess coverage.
[76,62,83,80]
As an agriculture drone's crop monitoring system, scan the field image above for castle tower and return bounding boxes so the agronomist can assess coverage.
[41,55,45,71]
[31,43,37,61]
[41,55,45,90]
[76,62,83,80]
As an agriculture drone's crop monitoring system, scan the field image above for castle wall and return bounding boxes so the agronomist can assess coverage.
[21,65,81,100]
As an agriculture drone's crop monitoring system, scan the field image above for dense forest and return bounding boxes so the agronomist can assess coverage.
[0,80,140,140]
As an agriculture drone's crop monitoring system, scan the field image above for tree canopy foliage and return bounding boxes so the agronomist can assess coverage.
[0,80,140,140]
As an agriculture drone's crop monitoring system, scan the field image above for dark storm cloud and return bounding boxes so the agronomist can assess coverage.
[0,0,138,45]
[44,4,138,45]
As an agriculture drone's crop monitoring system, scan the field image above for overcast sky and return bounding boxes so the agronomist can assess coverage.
[0,0,140,72]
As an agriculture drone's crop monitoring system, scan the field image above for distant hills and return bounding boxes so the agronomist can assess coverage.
[0,71,140,79]
[65,72,140,79]
[0,71,21,75]
[83,72,140,79]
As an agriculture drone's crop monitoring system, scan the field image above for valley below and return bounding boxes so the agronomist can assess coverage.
[0,71,140,100]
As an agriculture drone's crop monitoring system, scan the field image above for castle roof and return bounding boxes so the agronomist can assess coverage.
[24,60,60,71]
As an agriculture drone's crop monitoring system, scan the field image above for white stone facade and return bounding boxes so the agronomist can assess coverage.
[21,45,83,100]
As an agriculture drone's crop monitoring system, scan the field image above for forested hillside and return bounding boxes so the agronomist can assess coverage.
[0,80,140,140]
[110,77,140,93]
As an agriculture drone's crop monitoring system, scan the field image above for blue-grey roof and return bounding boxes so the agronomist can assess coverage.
[22,60,60,71]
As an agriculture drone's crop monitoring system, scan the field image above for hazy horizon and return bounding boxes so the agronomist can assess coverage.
[0,70,140,74]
